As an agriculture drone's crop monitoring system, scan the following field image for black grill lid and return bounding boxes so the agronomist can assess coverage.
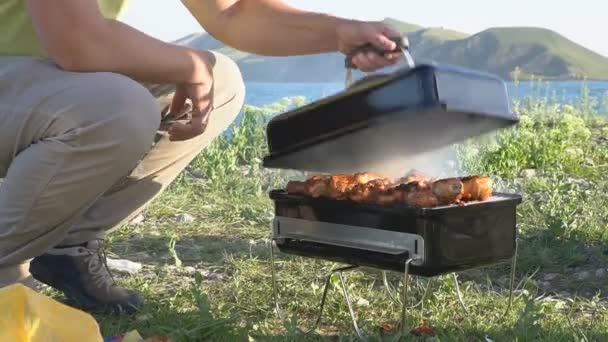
[262,62,519,174]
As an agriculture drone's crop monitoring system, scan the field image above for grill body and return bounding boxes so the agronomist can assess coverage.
[270,190,522,276]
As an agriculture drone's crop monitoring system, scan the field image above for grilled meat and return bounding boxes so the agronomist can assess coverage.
[461,176,492,201]
[286,180,307,194]
[328,174,357,194]
[348,178,390,204]
[353,172,386,184]
[287,172,389,200]
[431,177,464,205]
[285,171,492,208]
[286,175,333,197]
[375,187,403,205]
[396,181,440,208]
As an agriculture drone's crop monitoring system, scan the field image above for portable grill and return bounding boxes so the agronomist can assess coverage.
[262,36,522,340]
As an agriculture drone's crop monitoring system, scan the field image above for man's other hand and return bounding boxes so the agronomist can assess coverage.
[165,51,215,141]
[336,20,404,72]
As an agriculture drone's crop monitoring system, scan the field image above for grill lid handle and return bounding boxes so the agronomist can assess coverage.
[343,35,411,69]
[344,35,414,87]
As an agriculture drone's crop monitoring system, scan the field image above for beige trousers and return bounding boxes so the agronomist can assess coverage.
[0,42,245,287]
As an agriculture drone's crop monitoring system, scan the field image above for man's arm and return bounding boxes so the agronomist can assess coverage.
[181,0,399,57]
[26,0,210,84]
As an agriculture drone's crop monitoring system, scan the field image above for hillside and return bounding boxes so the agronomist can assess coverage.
[423,27,608,80]
[180,18,608,82]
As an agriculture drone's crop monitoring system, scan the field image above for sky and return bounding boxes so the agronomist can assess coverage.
[119,0,607,57]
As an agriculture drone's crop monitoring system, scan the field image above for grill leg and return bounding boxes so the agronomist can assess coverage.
[452,273,470,314]
[399,258,416,339]
[337,272,367,341]
[337,258,419,342]
[383,270,434,308]
[269,240,359,335]
[451,239,519,318]
[270,240,413,341]
[500,238,519,319]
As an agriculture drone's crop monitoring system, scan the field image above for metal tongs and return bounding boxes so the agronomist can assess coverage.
[344,35,415,87]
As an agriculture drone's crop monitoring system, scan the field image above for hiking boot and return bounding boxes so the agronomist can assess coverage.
[29,240,143,314]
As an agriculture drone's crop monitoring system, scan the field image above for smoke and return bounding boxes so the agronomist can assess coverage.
[271,117,504,181]
[369,145,460,180]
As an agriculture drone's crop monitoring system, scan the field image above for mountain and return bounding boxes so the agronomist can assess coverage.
[417,27,608,80]
[178,18,608,82]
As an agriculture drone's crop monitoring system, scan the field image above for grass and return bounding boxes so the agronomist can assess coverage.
[42,83,608,341]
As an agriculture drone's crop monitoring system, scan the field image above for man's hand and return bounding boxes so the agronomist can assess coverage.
[165,51,215,141]
[336,20,403,72]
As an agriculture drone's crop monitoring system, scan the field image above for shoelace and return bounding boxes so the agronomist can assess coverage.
[82,240,116,292]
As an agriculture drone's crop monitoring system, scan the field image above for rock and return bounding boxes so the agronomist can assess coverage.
[106,258,143,275]
[566,177,591,188]
[191,169,205,178]
[531,192,549,201]
[136,314,151,323]
[198,269,225,281]
[520,169,536,180]
[184,266,196,275]
[356,298,370,306]
[575,271,591,281]
[130,214,145,225]
[130,251,152,260]
[596,268,606,279]
[565,148,583,157]
[543,273,559,281]
[175,213,195,223]
[240,166,250,176]
[249,238,271,247]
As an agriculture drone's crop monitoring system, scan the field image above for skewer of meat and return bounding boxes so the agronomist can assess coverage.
[286,171,492,207]
[389,178,462,208]
[286,172,388,199]
[460,176,492,201]
[348,178,392,204]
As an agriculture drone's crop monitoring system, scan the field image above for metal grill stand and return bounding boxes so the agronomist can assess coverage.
[269,239,519,341]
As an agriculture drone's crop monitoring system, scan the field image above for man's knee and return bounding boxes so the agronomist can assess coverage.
[65,72,161,162]
[209,51,245,121]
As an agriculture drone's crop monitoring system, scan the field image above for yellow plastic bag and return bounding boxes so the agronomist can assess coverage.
[0,283,103,342]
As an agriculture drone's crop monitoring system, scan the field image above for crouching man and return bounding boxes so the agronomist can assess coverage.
[0,0,402,313]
